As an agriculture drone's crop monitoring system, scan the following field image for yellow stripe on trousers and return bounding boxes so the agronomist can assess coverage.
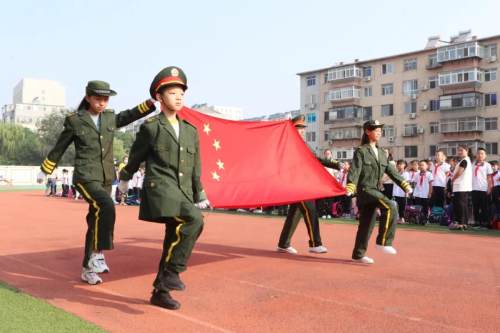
[378,199,391,246]
[76,183,100,251]
[165,217,185,263]
[300,201,315,245]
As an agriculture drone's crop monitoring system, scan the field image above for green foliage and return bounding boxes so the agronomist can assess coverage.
[0,123,42,165]
[115,130,135,154]
[37,109,75,165]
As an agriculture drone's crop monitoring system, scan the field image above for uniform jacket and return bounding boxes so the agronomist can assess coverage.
[40,101,155,185]
[346,144,409,203]
[120,112,206,222]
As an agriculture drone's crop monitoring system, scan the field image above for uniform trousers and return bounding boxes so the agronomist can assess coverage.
[471,190,490,227]
[278,201,322,248]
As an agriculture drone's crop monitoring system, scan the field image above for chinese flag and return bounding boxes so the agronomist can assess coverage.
[179,107,345,208]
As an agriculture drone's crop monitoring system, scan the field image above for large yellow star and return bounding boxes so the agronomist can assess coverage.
[211,171,221,181]
[216,159,224,170]
[203,123,211,135]
[213,139,221,151]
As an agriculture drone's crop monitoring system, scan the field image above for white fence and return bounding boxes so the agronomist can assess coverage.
[0,165,74,185]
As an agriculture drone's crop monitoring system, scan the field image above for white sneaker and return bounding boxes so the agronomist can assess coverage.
[321,215,326,219]
[81,267,102,285]
[276,246,298,254]
[352,256,375,264]
[327,215,332,219]
[376,245,397,255]
[88,252,110,273]
[308,245,328,253]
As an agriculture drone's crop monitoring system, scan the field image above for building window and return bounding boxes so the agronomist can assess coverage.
[437,42,481,62]
[382,125,395,138]
[306,113,316,123]
[326,66,362,81]
[363,66,372,77]
[327,86,361,101]
[486,142,498,155]
[403,79,418,96]
[485,69,497,82]
[382,83,394,96]
[430,145,437,157]
[440,93,482,110]
[430,100,440,111]
[429,122,439,134]
[404,101,417,114]
[403,58,417,71]
[429,76,438,89]
[405,146,418,158]
[439,68,483,86]
[325,106,363,122]
[403,124,418,136]
[306,75,316,86]
[485,44,497,58]
[428,54,439,68]
[382,63,394,75]
[336,151,348,159]
[306,132,316,142]
[324,131,330,141]
[362,107,372,121]
[485,117,498,130]
[364,86,372,97]
[485,93,497,106]
[381,104,394,117]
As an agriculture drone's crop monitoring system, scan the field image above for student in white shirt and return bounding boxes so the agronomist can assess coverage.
[407,160,419,204]
[413,160,433,220]
[392,160,411,223]
[451,145,472,229]
[491,161,500,221]
[430,150,450,208]
[471,148,493,228]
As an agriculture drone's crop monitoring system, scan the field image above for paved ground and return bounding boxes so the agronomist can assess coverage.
[1,191,499,332]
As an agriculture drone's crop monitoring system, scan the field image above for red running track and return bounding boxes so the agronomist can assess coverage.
[0,191,499,332]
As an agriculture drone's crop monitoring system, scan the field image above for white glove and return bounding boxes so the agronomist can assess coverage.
[195,199,211,209]
[118,180,129,194]
[406,187,413,195]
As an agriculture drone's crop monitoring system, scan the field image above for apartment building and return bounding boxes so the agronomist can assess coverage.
[297,31,499,161]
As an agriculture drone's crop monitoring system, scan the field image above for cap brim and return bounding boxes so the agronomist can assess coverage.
[91,89,117,96]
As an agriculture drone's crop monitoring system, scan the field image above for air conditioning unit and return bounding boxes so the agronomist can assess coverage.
[421,84,429,91]
[411,93,418,100]
[489,56,497,62]
[364,76,372,82]
[388,136,395,143]
[421,104,428,111]
[309,103,316,110]
[417,127,425,134]
[409,113,417,119]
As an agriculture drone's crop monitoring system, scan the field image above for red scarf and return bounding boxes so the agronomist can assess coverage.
[433,163,440,177]
[474,162,483,177]
[419,172,426,186]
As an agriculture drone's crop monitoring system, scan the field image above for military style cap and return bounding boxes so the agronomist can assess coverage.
[86,80,117,96]
[363,119,384,130]
[150,66,188,99]
[292,114,306,128]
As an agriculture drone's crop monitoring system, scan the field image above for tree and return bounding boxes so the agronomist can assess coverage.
[0,123,42,165]
[114,130,135,154]
[37,109,75,165]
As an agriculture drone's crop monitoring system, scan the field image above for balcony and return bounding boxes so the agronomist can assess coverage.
[324,106,364,125]
[327,86,361,104]
[402,126,423,137]
[437,42,484,64]
[326,66,362,83]
[437,141,483,157]
[438,68,482,89]
[426,54,443,70]
[439,92,483,111]
[439,117,485,134]
[328,127,363,141]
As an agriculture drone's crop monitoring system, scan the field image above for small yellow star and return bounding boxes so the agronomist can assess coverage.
[211,171,221,181]
[203,123,211,135]
[213,139,221,151]
[216,159,225,170]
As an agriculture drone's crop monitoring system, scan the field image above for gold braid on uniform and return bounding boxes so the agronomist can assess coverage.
[137,99,154,114]
[345,183,357,194]
[41,158,56,174]
[400,180,412,193]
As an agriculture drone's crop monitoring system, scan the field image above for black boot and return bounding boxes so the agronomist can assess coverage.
[150,290,180,310]
[160,268,185,291]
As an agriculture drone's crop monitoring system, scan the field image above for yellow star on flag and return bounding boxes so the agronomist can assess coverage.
[213,139,221,151]
[211,171,221,181]
[203,123,211,135]
[216,159,224,170]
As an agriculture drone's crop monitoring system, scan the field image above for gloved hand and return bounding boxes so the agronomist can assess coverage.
[36,171,47,184]
[345,183,356,197]
[118,180,129,194]
[406,187,413,195]
[195,199,211,209]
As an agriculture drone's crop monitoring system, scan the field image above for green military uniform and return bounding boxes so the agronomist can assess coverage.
[346,120,411,260]
[40,80,156,268]
[278,115,342,249]
[119,67,206,302]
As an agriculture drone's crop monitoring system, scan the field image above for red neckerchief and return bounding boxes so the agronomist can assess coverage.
[419,172,426,186]
[434,163,441,177]
[474,162,483,177]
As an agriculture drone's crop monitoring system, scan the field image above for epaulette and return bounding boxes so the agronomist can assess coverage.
[104,109,114,113]
[67,111,77,117]
[146,115,160,123]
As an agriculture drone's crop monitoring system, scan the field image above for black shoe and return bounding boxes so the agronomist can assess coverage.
[150,290,181,310]
[161,269,186,291]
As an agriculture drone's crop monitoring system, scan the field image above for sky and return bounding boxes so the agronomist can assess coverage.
[1,0,499,118]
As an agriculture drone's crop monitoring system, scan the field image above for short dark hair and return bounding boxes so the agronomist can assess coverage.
[396,159,407,167]
[419,159,428,164]
[477,147,487,153]
[490,160,498,166]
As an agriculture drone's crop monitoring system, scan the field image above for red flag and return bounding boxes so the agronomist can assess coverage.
[179,107,345,208]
